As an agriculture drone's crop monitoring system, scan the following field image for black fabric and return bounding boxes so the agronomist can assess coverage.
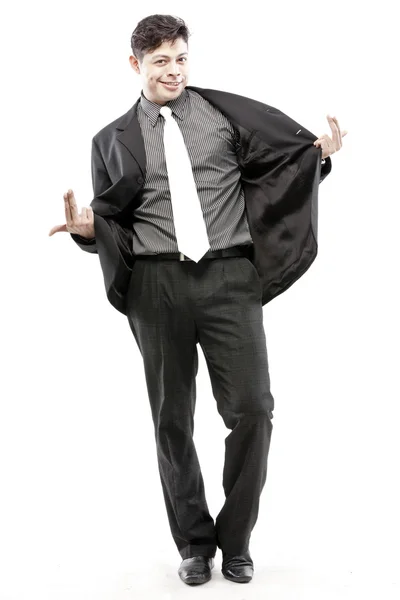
[126,255,274,559]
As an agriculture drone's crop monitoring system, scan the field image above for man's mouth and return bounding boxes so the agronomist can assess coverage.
[160,81,182,88]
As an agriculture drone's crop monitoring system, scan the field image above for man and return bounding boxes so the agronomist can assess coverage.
[49,14,346,586]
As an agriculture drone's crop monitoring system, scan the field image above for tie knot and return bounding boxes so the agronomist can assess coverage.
[160,105,172,119]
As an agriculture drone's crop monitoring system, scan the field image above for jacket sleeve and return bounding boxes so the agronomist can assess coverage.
[319,156,332,184]
[70,137,112,254]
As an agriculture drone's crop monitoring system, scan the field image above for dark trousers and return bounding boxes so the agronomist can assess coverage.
[125,249,274,560]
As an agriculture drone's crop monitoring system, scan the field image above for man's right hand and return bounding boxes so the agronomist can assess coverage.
[48,189,95,239]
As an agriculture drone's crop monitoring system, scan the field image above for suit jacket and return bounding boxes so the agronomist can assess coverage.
[71,85,332,315]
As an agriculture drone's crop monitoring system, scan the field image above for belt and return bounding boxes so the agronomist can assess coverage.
[135,245,254,261]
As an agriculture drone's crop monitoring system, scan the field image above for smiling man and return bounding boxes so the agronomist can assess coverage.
[50,13,346,587]
[129,39,188,98]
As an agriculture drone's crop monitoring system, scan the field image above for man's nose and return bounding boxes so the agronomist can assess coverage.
[168,64,181,75]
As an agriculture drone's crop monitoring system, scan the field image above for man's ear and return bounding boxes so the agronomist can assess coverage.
[129,55,140,74]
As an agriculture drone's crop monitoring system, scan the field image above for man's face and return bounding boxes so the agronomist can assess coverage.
[129,38,189,105]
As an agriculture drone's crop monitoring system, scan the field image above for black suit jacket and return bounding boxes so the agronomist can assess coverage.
[71,85,332,315]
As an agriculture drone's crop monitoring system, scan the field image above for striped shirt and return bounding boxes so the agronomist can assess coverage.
[133,87,254,255]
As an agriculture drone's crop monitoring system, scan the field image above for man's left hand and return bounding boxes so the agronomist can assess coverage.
[314,115,348,160]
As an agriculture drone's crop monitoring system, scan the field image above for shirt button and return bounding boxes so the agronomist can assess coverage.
[137,176,144,184]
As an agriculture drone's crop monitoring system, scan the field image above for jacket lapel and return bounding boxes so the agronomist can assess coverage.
[115,99,147,179]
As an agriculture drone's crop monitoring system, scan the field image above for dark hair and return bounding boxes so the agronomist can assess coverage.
[131,14,191,64]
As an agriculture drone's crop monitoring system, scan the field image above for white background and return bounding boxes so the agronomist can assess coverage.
[1,0,399,598]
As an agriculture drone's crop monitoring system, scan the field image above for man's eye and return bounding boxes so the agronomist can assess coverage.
[156,58,187,64]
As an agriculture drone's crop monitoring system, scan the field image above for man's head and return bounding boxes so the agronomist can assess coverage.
[129,14,191,106]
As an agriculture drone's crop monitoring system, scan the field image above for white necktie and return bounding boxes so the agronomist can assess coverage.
[159,105,210,262]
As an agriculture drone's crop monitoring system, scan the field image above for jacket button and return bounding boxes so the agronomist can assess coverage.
[137,176,144,184]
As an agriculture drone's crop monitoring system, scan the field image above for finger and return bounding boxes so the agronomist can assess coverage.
[49,224,67,236]
[332,116,342,146]
[64,192,72,225]
[327,115,340,148]
[315,132,332,145]
[321,133,335,156]
[81,207,87,220]
[320,134,333,149]
[319,138,329,153]
[85,206,94,224]
[320,137,333,160]
[67,189,79,222]
[323,134,336,155]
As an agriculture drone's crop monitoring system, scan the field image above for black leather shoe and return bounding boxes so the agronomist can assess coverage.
[221,552,254,583]
[178,556,214,585]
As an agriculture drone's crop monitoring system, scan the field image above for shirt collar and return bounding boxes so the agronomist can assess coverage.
[139,87,188,127]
